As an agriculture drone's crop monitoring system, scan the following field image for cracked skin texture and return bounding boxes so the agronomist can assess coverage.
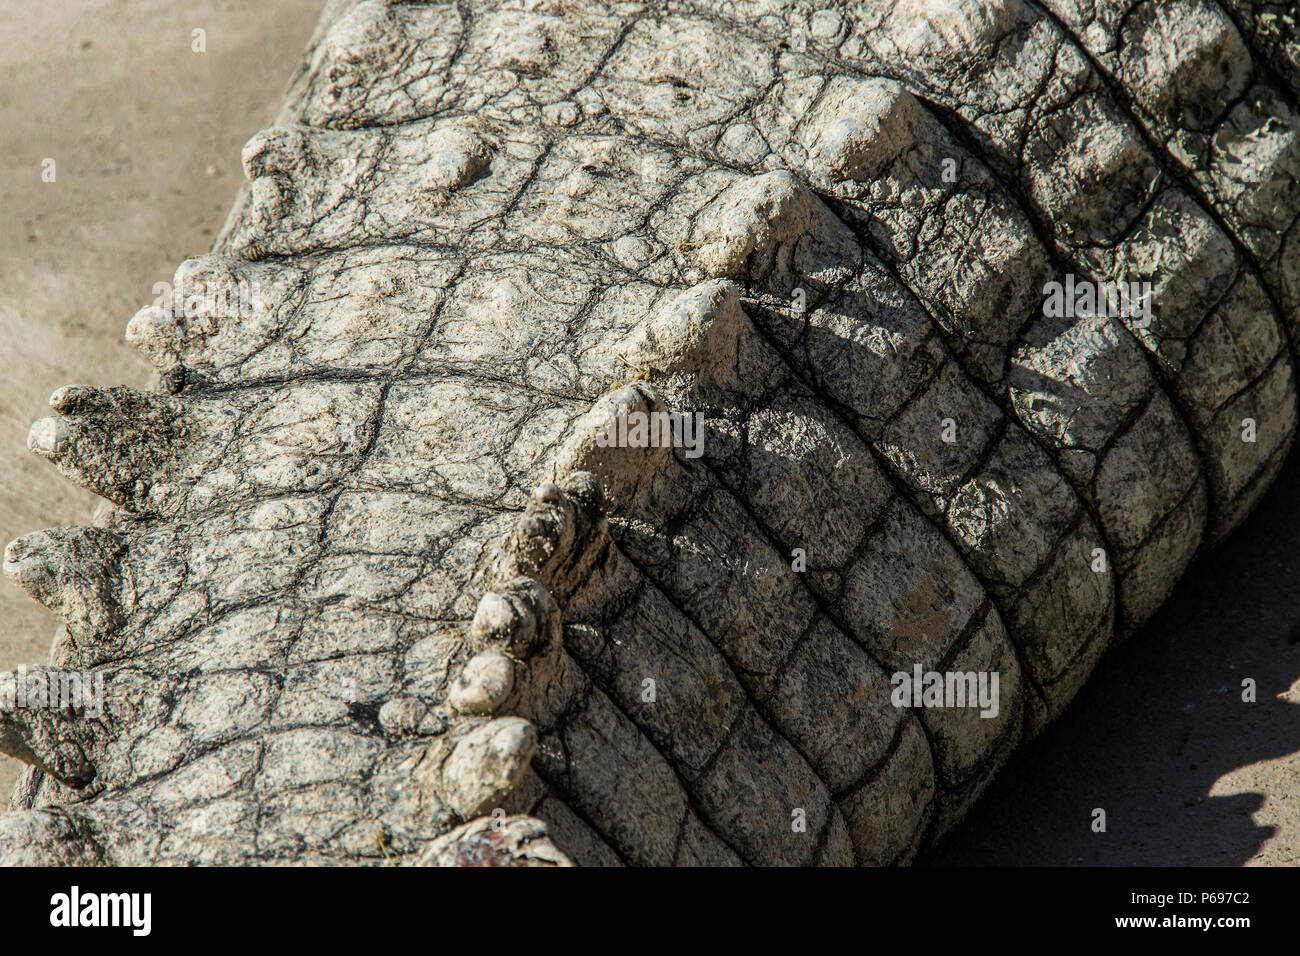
[1,0,1299,866]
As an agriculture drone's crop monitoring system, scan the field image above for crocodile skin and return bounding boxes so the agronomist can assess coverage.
[2,0,1297,866]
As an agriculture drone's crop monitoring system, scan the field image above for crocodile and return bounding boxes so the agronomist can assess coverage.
[1,0,1298,866]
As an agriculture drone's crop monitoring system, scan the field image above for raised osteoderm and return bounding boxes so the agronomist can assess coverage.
[3,0,1299,866]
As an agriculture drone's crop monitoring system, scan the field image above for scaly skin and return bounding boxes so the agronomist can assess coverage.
[2,0,1298,865]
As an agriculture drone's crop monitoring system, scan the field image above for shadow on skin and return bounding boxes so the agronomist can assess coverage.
[922,449,1300,866]
[739,268,1299,865]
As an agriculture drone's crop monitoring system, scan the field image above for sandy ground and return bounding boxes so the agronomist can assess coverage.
[0,0,1295,865]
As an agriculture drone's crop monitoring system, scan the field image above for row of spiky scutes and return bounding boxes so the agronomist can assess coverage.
[1,396,628,864]
[0,375,588,866]
[1,383,175,863]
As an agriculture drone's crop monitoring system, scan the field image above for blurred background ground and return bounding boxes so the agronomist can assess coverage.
[0,0,1295,864]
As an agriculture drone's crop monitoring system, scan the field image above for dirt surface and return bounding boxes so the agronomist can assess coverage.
[0,0,1295,865]
[0,0,326,800]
